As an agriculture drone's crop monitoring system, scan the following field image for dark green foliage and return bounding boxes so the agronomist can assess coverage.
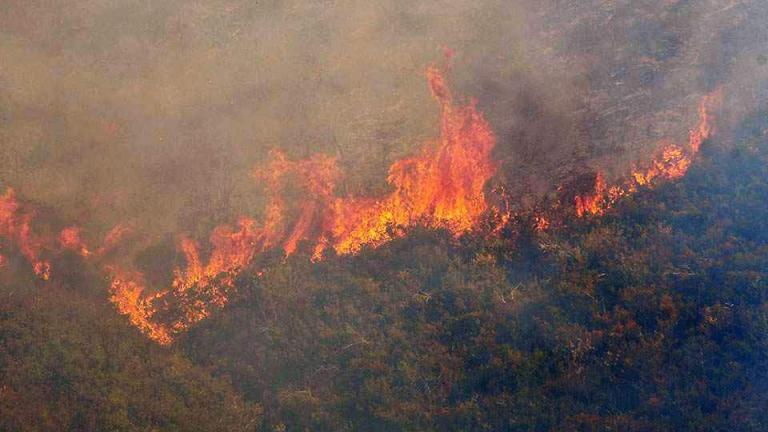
[4,120,768,430]
[0,258,262,432]
[176,123,768,430]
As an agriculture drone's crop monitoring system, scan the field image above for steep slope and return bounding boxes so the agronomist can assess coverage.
[0,255,262,431]
[179,114,768,431]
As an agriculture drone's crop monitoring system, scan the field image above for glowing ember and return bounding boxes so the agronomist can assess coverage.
[534,216,550,231]
[59,226,91,257]
[0,68,721,347]
[102,65,497,343]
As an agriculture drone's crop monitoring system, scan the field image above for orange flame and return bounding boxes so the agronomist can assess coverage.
[259,66,497,255]
[574,91,721,217]
[0,187,133,281]
[108,267,172,344]
[104,217,272,344]
[534,216,550,232]
[689,90,721,154]
[331,66,496,253]
[94,224,132,257]
[574,172,607,217]
[0,188,51,279]
[253,150,340,256]
[103,65,498,343]
[110,218,264,343]
[0,67,720,348]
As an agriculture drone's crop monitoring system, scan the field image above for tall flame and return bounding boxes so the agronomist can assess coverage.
[264,65,497,256]
[103,65,497,343]
[329,66,496,254]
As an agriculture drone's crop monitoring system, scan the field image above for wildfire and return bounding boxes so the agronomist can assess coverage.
[0,65,723,347]
[108,267,172,344]
[534,216,550,232]
[573,90,721,217]
[574,172,607,217]
[100,217,273,344]
[173,218,264,308]
[262,65,497,256]
[0,188,51,280]
[330,66,496,253]
[94,224,133,257]
[0,185,136,281]
[252,150,340,256]
[100,64,498,344]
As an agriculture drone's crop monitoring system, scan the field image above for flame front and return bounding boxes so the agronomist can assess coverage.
[573,90,721,217]
[108,267,172,345]
[329,66,496,254]
[266,66,497,256]
[0,67,722,346]
[575,173,607,218]
[102,65,498,343]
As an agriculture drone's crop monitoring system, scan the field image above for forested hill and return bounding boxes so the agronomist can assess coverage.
[3,113,768,431]
[0,249,262,430]
[178,113,768,430]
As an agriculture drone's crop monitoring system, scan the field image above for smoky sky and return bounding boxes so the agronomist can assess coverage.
[1,0,766,240]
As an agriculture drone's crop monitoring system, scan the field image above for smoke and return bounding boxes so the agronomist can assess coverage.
[0,0,765,244]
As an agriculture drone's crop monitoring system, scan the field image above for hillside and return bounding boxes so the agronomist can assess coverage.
[2,111,767,432]
[0,254,262,431]
[1,1,767,430]
[170,113,768,430]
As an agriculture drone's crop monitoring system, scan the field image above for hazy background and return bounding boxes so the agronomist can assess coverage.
[1,0,766,241]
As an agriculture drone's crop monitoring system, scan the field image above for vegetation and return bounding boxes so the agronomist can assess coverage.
[2,114,768,430]
[0,257,262,431]
[179,115,768,431]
